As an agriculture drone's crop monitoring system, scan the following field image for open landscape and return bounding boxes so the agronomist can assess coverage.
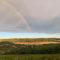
[0,0,60,60]
[0,38,59,60]
[1,38,60,45]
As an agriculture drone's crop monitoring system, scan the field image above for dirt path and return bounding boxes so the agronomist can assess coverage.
[15,42,60,45]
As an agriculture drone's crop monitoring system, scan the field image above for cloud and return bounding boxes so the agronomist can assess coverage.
[26,16,60,33]
[0,0,60,33]
[23,0,60,19]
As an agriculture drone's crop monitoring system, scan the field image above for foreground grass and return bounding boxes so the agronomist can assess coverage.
[0,54,60,60]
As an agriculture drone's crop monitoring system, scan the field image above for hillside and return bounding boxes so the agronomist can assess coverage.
[0,38,60,45]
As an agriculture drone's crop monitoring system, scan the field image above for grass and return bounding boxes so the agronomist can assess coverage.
[0,54,60,60]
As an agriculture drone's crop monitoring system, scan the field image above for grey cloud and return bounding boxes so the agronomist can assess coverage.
[0,0,30,32]
[26,16,60,33]
[0,0,60,33]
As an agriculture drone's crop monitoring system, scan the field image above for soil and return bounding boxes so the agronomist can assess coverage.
[15,42,60,45]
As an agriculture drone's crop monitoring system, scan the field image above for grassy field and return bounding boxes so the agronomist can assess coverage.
[0,54,60,60]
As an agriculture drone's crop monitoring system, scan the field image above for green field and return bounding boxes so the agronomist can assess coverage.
[0,54,60,60]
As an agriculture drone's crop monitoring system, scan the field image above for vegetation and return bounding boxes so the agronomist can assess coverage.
[0,38,60,42]
[0,41,59,54]
[0,38,60,60]
[0,54,60,60]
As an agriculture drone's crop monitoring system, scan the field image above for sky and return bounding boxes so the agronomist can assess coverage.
[0,32,60,38]
[0,0,60,38]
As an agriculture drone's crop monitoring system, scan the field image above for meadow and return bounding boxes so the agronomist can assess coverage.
[0,54,60,60]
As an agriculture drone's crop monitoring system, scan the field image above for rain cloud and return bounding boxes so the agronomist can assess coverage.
[0,0,60,33]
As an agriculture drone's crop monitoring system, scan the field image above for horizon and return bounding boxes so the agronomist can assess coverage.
[0,32,60,39]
